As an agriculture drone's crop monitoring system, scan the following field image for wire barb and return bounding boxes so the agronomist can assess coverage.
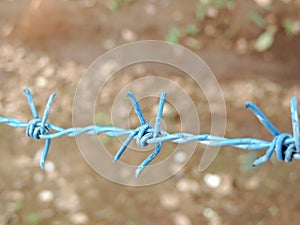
[0,89,299,178]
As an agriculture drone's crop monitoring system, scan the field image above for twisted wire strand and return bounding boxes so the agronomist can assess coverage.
[0,89,300,178]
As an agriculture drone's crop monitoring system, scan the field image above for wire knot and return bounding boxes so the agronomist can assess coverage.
[26,118,50,140]
[22,88,56,169]
[246,97,300,167]
[135,123,156,147]
[271,133,295,162]
[112,91,166,178]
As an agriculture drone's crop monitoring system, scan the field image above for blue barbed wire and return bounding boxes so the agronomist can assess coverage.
[0,88,300,178]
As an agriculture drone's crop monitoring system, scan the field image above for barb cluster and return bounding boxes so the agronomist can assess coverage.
[0,89,300,178]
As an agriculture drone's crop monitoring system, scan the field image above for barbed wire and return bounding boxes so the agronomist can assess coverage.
[0,88,300,178]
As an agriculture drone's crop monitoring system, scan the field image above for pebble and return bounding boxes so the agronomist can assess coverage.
[35,76,48,88]
[34,149,43,164]
[203,207,216,219]
[33,172,44,183]
[172,213,192,225]
[81,0,96,8]
[216,174,233,196]
[37,56,50,69]
[203,173,221,188]
[207,7,218,18]
[291,20,300,35]
[184,37,202,50]
[38,190,54,203]
[102,39,116,50]
[173,151,188,164]
[69,212,89,225]
[144,4,156,15]
[99,60,119,77]
[254,0,273,7]
[244,176,260,190]
[268,206,278,216]
[133,64,146,75]
[42,66,55,77]
[121,29,137,42]
[44,161,56,172]
[176,178,200,193]
[235,38,248,55]
[159,192,180,209]
[203,208,221,225]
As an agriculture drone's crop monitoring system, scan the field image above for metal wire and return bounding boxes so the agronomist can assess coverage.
[0,88,300,178]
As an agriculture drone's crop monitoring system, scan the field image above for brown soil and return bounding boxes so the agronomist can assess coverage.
[0,0,300,225]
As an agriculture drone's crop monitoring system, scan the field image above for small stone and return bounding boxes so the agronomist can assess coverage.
[268,206,278,216]
[33,172,44,183]
[174,151,188,164]
[121,29,137,42]
[144,4,156,15]
[38,190,54,203]
[159,192,180,209]
[172,213,192,225]
[34,149,43,164]
[42,66,55,77]
[69,212,89,225]
[100,60,118,76]
[81,0,96,7]
[133,64,146,75]
[203,173,221,188]
[184,37,202,50]
[235,38,248,55]
[203,208,221,225]
[102,39,116,50]
[203,207,216,219]
[35,76,48,88]
[254,0,273,7]
[176,178,200,193]
[37,56,50,69]
[207,7,218,18]
[292,21,300,35]
[245,176,260,190]
[44,161,56,172]
[216,175,233,196]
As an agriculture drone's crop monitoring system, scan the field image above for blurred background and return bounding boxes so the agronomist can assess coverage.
[0,0,300,224]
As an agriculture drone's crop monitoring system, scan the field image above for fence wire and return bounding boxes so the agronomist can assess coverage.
[0,88,299,178]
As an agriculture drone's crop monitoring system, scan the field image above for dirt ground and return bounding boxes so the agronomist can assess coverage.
[0,0,300,225]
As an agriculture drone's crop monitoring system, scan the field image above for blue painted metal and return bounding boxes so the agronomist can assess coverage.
[0,88,300,178]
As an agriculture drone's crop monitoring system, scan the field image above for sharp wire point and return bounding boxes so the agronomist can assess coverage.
[0,88,299,178]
